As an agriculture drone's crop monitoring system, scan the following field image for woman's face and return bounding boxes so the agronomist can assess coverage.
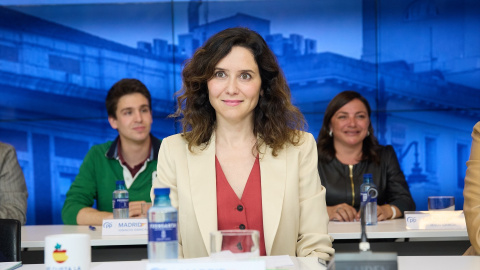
[207,46,262,126]
[329,98,370,149]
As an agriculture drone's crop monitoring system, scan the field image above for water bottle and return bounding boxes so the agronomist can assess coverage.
[148,188,178,260]
[112,180,129,219]
[360,173,378,225]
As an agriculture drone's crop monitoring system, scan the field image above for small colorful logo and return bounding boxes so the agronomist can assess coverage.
[103,222,113,229]
[407,217,417,223]
[52,243,68,263]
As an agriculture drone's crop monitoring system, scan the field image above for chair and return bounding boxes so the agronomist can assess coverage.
[0,219,21,262]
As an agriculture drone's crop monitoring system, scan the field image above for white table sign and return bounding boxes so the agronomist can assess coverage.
[405,211,466,230]
[102,218,148,236]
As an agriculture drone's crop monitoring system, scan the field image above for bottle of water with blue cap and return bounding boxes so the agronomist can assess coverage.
[148,188,178,260]
[112,180,129,219]
[360,173,378,225]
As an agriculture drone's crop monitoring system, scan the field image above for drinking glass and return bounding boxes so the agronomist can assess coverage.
[210,230,260,259]
[428,196,455,211]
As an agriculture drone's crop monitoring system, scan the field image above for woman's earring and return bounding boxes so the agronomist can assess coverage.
[329,130,333,137]
[367,131,370,136]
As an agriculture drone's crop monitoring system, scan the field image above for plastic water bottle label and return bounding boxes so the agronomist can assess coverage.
[149,222,177,241]
[361,192,367,203]
[113,198,129,209]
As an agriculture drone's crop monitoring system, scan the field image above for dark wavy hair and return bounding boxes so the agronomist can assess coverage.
[174,27,306,156]
[317,90,380,164]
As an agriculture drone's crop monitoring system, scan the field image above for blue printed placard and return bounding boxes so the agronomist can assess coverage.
[102,218,148,236]
[149,222,178,242]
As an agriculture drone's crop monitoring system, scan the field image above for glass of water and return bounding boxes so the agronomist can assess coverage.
[210,230,260,259]
[428,196,455,211]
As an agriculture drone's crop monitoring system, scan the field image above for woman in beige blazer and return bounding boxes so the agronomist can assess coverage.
[464,121,480,255]
[152,27,334,260]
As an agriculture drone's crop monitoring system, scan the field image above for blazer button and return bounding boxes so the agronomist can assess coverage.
[239,224,246,230]
[237,205,244,211]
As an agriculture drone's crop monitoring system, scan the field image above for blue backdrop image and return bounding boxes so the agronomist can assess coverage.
[0,0,478,225]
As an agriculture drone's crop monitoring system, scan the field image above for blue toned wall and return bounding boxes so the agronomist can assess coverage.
[0,0,478,224]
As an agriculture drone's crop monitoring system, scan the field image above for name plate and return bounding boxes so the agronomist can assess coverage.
[102,218,148,236]
[405,211,466,230]
[146,260,265,270]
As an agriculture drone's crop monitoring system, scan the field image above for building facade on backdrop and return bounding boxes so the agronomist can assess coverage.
[0,0,478,224]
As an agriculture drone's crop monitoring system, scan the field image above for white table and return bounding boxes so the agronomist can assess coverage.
[18,257,320,270]
[21,225,149,263]
[16,256,480,270]
[21,225,147,248]
[20,219,471,263]
[328,218,468,240]
[398,256,480,269]
[327,219,470,256]
[21,219,468,249]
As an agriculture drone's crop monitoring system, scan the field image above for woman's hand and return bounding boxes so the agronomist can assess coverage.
[354,204,397,221]
[327,203,358,222]
[377,204,391,221]
[378,204,400,221]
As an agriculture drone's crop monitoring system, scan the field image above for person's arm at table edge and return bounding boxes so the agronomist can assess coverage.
[297,133,334,260]
[153,136,184,258]
[76,207,113,225]
[464,122,480,254]
[384,145,416,216]
[0,144,28,224]
[62,146,101,225]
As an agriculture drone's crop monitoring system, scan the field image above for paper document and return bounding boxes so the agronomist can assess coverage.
[0,262,22,270]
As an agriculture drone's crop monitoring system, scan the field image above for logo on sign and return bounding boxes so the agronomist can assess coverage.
[407,217,416,223]
[52,243,68,263]
[103,222,113,229]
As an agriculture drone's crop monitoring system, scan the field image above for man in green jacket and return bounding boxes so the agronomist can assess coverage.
[62,78,161,225]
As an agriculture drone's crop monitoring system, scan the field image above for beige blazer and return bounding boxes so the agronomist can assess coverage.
[464,122,480,256]
[152,131,334,260]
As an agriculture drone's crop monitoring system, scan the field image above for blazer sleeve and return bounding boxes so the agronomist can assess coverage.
[464,122,480,255]
[152,136,184,258]
[296,133,334,260]
[152,136,178,207]
[0,143,28,225]
[383,145,416,214]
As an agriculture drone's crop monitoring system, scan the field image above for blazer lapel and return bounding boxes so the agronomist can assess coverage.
[259,144,286,255]
[187,135,217,254]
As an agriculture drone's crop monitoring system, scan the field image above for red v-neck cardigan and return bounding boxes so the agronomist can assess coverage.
[215,156,266,256]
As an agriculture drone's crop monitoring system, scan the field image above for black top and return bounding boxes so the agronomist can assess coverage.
[317,145,416,215]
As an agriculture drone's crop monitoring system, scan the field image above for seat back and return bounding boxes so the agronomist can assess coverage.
[0,219,21,262]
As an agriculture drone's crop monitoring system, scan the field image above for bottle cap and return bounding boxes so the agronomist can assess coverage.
[363,173,372,178]
[116,180,125,185]
[154,188,170,196]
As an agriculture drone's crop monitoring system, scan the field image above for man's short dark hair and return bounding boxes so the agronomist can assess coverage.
[105,78,152,118]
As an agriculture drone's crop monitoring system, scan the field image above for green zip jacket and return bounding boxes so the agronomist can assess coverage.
[61,135,161,225]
